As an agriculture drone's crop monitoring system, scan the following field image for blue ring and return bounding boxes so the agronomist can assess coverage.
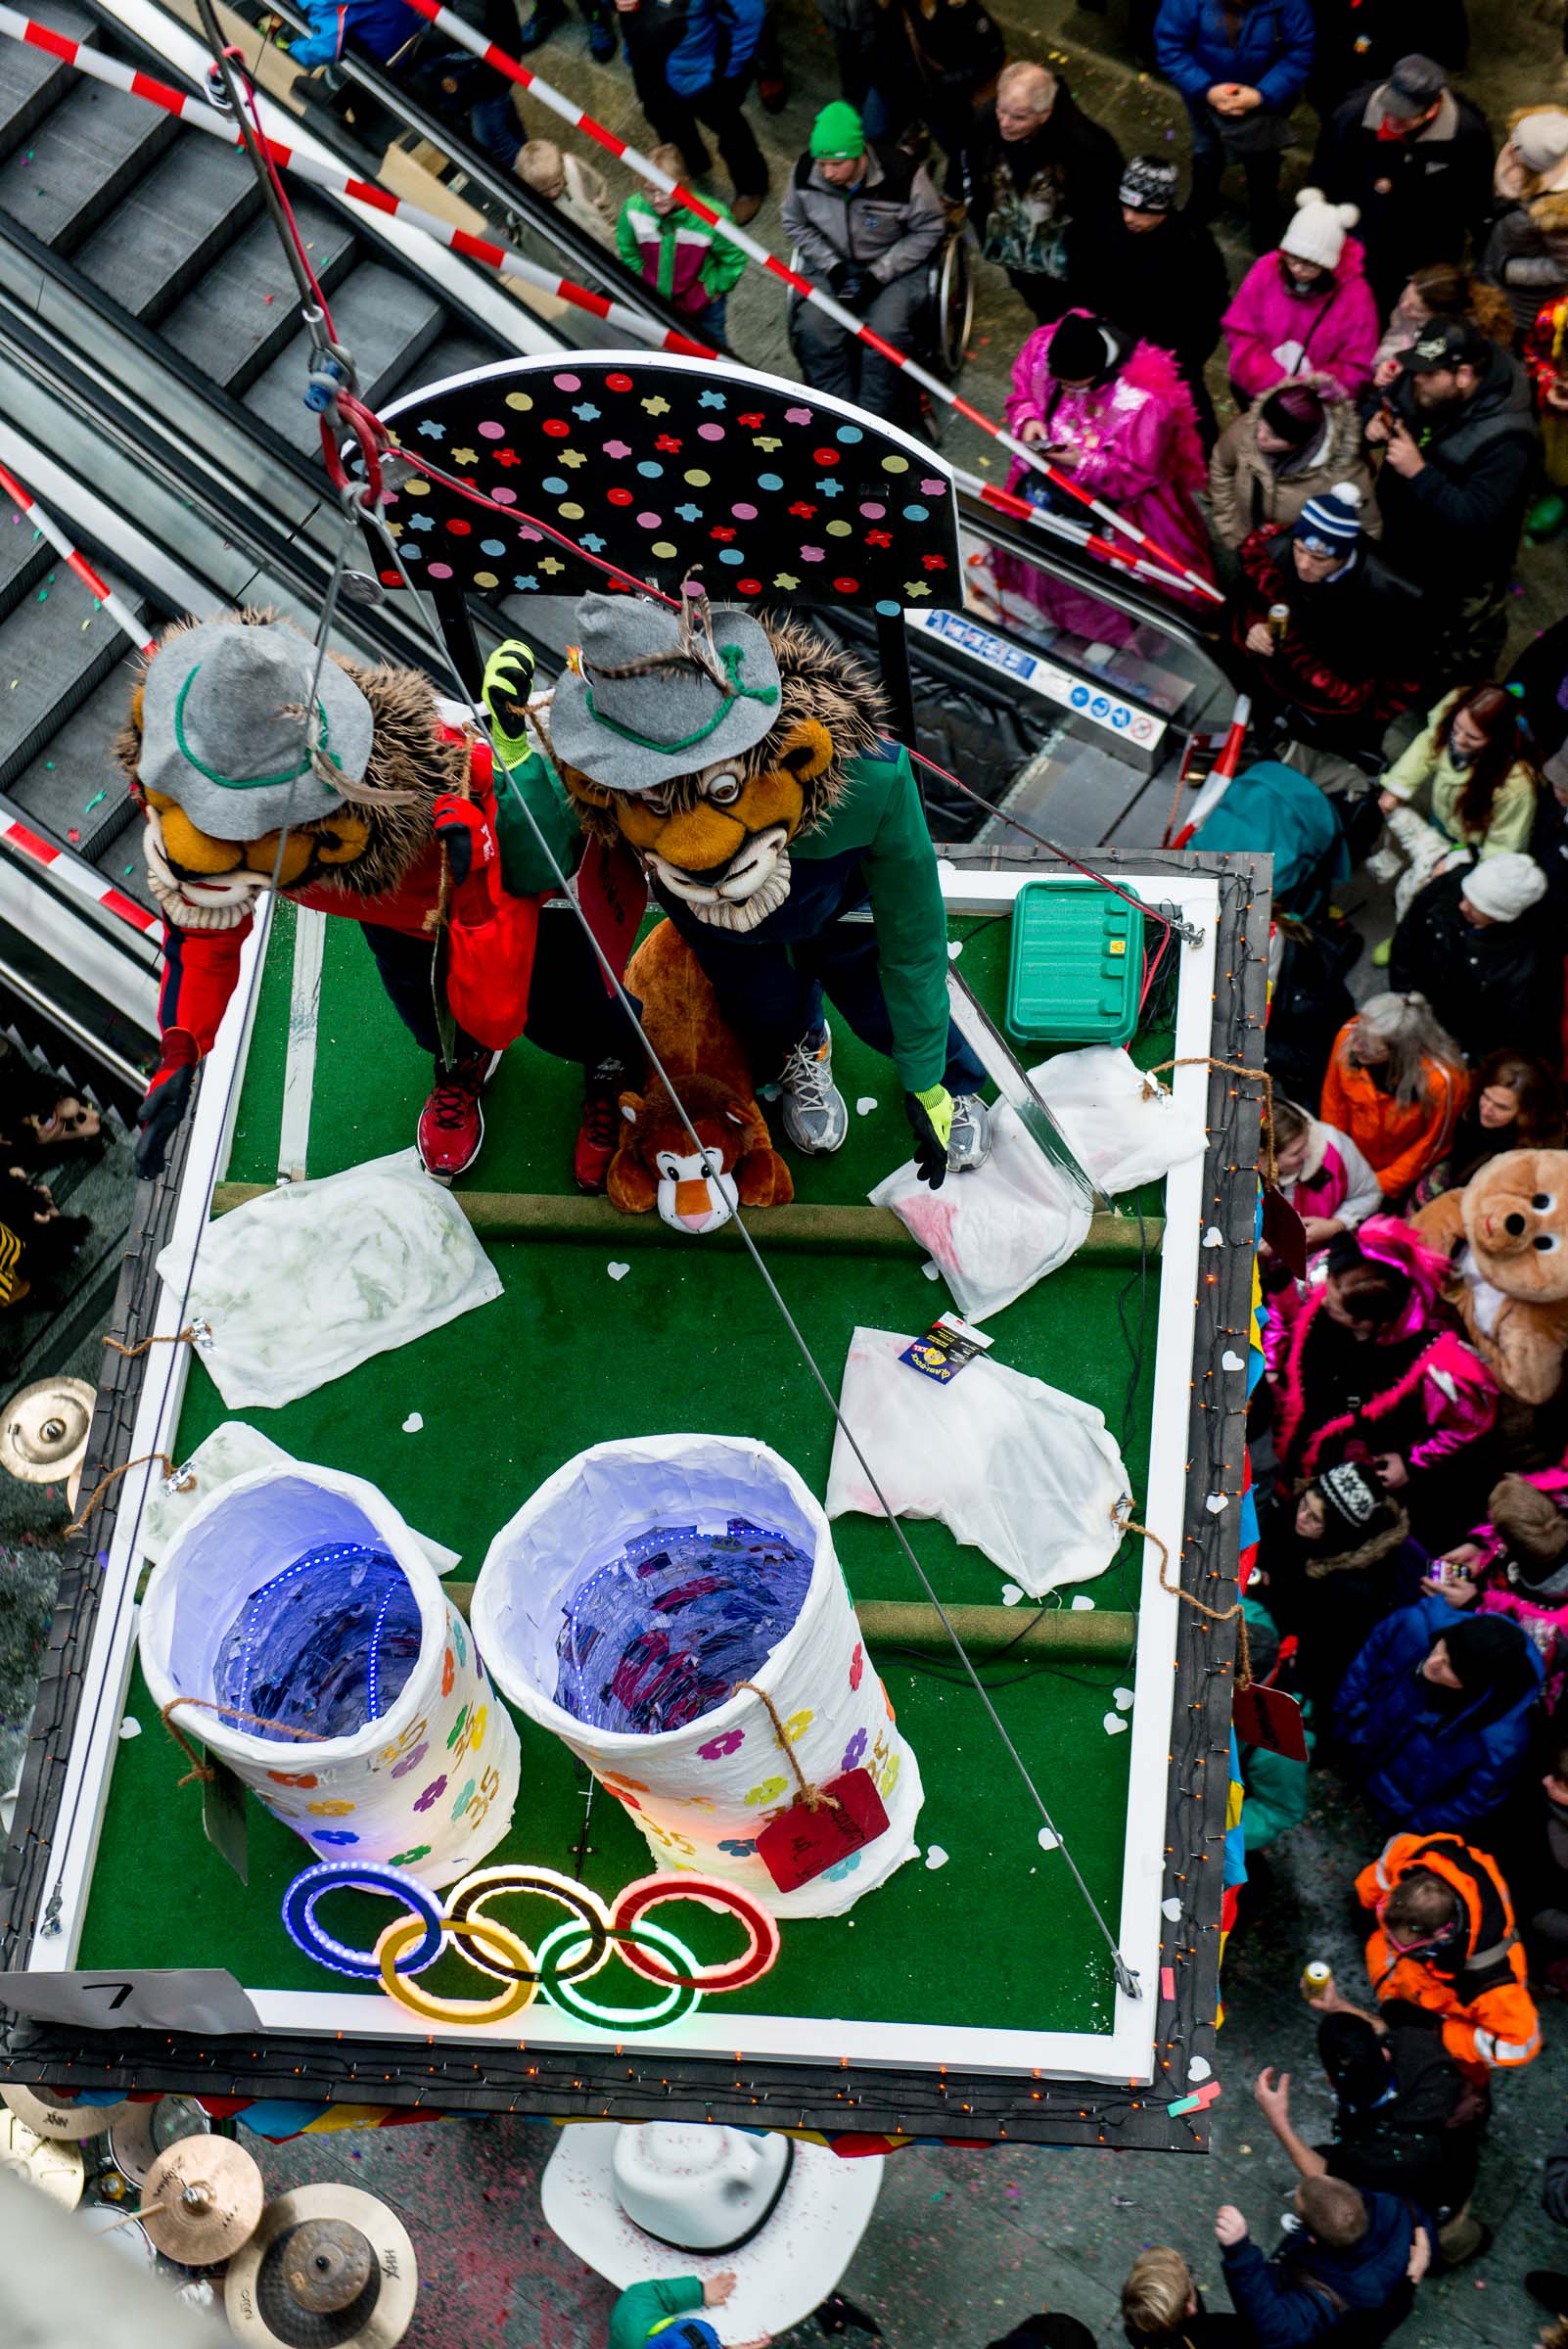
[282,1862,445,1981]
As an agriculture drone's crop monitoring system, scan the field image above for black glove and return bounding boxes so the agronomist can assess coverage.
[903,1088,951,1191]
[135,1031,200,1180]
[481,638,537,762]
[829,263,866,309]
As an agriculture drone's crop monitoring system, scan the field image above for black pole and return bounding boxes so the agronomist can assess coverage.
[876,606,919,760]
[432,582,486,702]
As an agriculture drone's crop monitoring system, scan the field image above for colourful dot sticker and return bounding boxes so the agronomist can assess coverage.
[636,511,663,529]
[651,540,678,558]
[428,563,452,579]
[738,577,761,594]
[860,501,886,519]
[558,501,584,520]
[481,539,507,556]
[608,488,633,506]
[884,455,909,473]
[698,423,725,441]
[474,571,498,588]
[503,392,533,411]
[732,502,757,520]
[833,576,859,592]
[876,598,900,616]
[902,504,929,522]
[837,425,863,443]
[636,461,663,478]
[542,418,569,438]
[683,469,711,487]
[487,485,516,504]
[541,476,568,494]
[813,448,839,465]
[758,473,783,490]
[606,372,633,391]
[553,372,581,392]
[827,521,852,537]
[478,421,504,439]
[718,547,743,564]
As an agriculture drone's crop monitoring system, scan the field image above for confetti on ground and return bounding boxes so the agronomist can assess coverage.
[1114,1685,1134,1711]
[118,1718,142,1740]
[1189,2054,1212,2081]
[607,1261,630,1281]
[946,940,962,959]
[854,1095,878,1115]
[1161,1965,1176,1999]
[1102,1712,1128,1735]
[1205,1493,1229,1514]
[401,1411,423,1433]
[1202,1225,1223,1247]
[1000,1584,1024,1606]
[1162,1895,1182,1920]
[924,1845,948,1869]
[1037,1826,1059,1852]
[67,828,77,843]
[920,1260,942,1280]
[1070,1593,1095,1611]
[1221,1349,1245,1371]
[83,790,107,812]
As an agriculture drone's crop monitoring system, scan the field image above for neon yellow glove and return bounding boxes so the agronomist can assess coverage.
[481,639,537,763]
[905,1083,953,1188]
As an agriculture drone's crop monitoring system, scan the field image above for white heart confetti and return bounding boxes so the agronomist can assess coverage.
[1221,1350,1245,1372]
[1037,1826,1059,1852]
[946,940,963,960]
[1202,1226,1223,1249]
[1000,1584,1025,1607]
[855,1096,878,1116]
[925,1844,949,1870]
[1071,1594,1096,1611]
[1188,2055,1212,2082]
[1205,1493,1229,1515]
[607,1262,630,1282]
[1162,1896,1182,1921]
[402,1412,423,1434]
[118,1718,142,1740]
[921,1260,942,1281]
[1103,1712,1129,1736]
[1114,1686,1134,1711]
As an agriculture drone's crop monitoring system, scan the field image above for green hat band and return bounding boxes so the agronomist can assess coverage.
[172,665,343,794]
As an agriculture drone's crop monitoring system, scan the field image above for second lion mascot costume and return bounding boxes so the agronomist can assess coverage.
[544,585,992,1185]
[120,610,644,1187]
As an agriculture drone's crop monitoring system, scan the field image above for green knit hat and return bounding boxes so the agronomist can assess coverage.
[810,101,865,161]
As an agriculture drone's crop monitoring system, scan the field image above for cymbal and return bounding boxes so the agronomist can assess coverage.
[226,2184,419,2349]
[109,2094,211,2188]
[0,1377,94,1486]
[141,2135,265,2265]
[1,2086,137,2141]
[0,2109,84,2206]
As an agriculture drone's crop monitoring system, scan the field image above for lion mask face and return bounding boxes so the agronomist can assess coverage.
[1460,1147,1568,1300]
[608,1071,793,1231]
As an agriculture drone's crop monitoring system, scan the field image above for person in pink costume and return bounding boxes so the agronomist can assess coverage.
[1424,1470,1568,1710]
[1263,1094,1385,1336]
[1222,188,1381,403]
[996,308,1215,648]
[1268,1220,1499,1541]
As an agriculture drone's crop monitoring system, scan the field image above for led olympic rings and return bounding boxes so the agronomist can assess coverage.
[282,1862,781,2028]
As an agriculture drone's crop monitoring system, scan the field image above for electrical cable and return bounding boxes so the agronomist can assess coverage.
[355,501,1144,2001]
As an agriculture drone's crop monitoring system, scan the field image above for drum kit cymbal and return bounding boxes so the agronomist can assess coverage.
[0,1374,95,1506]
[0,2089,416,2341]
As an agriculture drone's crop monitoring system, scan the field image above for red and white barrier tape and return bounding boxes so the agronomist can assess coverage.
[395,0,1222,604]
[0,814,157,932]
[0,455,158,657]
[0,7,714,358]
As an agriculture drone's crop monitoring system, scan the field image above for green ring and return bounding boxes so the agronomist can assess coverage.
[534,1917,699,2030]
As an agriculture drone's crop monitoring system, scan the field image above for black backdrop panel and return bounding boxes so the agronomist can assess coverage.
[375,356,963,614]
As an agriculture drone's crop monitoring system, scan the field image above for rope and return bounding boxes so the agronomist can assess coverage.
[1140,1057,1275,1184]
[66,1451,189,1539]
[735,1681,840,1814]
[160,1695,327,1788]
[103,1323,205,1360]
[360,506,1143,2001]
[1122,1510,1251,1688]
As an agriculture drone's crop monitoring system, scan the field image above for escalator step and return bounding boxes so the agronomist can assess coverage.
[0,532,53,623]
[244,262,446,449]
[0,0,95,167]
[161,196,360,397]
[75,138,263,327]
[5,659,141,853]
[425,333,505,391]
[0,78,177,256]
[0,567,144,796]
[90,824,156,914]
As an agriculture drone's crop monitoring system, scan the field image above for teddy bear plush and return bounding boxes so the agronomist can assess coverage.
[607,918,793,1234]
[1412,1147,1568,1405]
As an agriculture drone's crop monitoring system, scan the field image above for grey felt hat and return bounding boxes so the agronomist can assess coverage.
[548,588,782,794]
[139,620,374,836]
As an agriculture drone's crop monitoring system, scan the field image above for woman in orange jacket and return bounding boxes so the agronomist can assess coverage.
[1319,993,1469,1208]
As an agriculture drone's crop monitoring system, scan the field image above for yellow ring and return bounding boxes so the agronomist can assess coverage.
[376,1912,538,2025]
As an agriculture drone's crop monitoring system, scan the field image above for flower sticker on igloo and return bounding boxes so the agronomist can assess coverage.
[841,1728,868,1774]
[391,1844,431,1867]
[849,1641,864,1692]
[314,1829,359,1847]
[445,1705,470,1752]
[718,1837,758,1859]
[449,1777,477,1819]
[699,1727,745,1761]
[440,1649,455,1697]
[782,1709,813,1743]
[305,1799,355,1818]
[267,1771,318,1789]
[744,1776,788,1808]
[878,1753,901,1800]
[412,1774,448,1814]
[822,1850,863,1883]
[391,1741,429,1780]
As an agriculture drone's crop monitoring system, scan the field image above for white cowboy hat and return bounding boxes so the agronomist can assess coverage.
[541,2121,882,2338]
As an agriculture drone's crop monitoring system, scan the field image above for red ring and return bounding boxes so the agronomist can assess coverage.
[611,1873,780,1993]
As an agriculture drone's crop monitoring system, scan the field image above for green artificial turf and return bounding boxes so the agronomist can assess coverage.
[77,897,1173,2043]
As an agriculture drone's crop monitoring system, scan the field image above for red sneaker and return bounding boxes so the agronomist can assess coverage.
[417,1050,499,1182]
[574,1060,626,1195]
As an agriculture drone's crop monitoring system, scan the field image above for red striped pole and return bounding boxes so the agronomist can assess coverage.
[1169,695,1251,848]
[0,456,158,657]
[0,814,157,933]
[0,6,714,357]
[394,0,1222,604]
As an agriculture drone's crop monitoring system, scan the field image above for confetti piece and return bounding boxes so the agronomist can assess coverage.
[118,1718,142,1740]
[1000,1584,1024,1606]
[1202,1225,1223,1247]
[854,1095,878,1115]
[1161,1965,1176,1999]
[924,1844,948,1869]
[402,1411,424,1433]
[1070,1593,1095,1611]
[1221,1350,1245,1371]
[1102,1712,1128,1735]
[43,760,53,769]
[67,828,78,844]
[607,1261,630,1281]
[123,864,134,877]
[1162,1896,1182,1920]
[1205,1493,1229,1515]
[1037,1826,1059,1852]
[1188,2054,1212,2081]
[83,790,107,812]
[946,940,962,959]
[920,1260,942,1281]
[1114,1685,1134,1711]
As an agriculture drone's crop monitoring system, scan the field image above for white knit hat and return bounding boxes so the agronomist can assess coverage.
[1512,111,1568,176]
[1461,852,1548,923]
[1280,188,1360,271]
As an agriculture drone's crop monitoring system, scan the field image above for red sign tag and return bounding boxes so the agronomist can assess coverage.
[756,1768,890,1893]
[1233,1680,1309,1762]
[1261,1182,1308,1280]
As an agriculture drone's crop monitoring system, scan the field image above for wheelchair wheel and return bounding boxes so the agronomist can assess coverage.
[928,224,975,383]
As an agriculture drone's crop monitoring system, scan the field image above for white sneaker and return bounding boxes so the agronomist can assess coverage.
[946,1093,992,1173]
[775,1026,849,1155]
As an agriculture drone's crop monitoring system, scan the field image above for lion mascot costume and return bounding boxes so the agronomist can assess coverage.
[118,609,644,1187]
[538,585,991,1189]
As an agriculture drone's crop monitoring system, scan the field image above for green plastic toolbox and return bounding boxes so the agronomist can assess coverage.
[1005,875,1145,1045]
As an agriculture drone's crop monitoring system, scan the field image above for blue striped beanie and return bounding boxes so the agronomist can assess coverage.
[1294,481,1364,552]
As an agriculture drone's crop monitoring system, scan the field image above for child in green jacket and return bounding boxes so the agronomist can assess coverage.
[616,144,747,343]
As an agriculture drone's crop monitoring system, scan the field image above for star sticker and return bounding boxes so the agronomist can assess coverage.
[408,513,436,532]
[417,419,444,440]
[512,575,537,591]
[559,449,587,468]
[579,532,606,552]
[641,395,670,416]
[752,435,782,451]
[539,556,565,575]
[737,410,764,428]
[815,477,843,498]
[789,501,816,519]
[674,502,704,522]
[572,401,601,421]
[698,389,727,409]
[493,447,520,468]
[772,572,801,589]
[655,434,682,452]
[865,529,893,547]
[449,446,478,466]
[904,580,931,598]
[921,552,947,571]
[710,526,737,542]
[384,521,403,537]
